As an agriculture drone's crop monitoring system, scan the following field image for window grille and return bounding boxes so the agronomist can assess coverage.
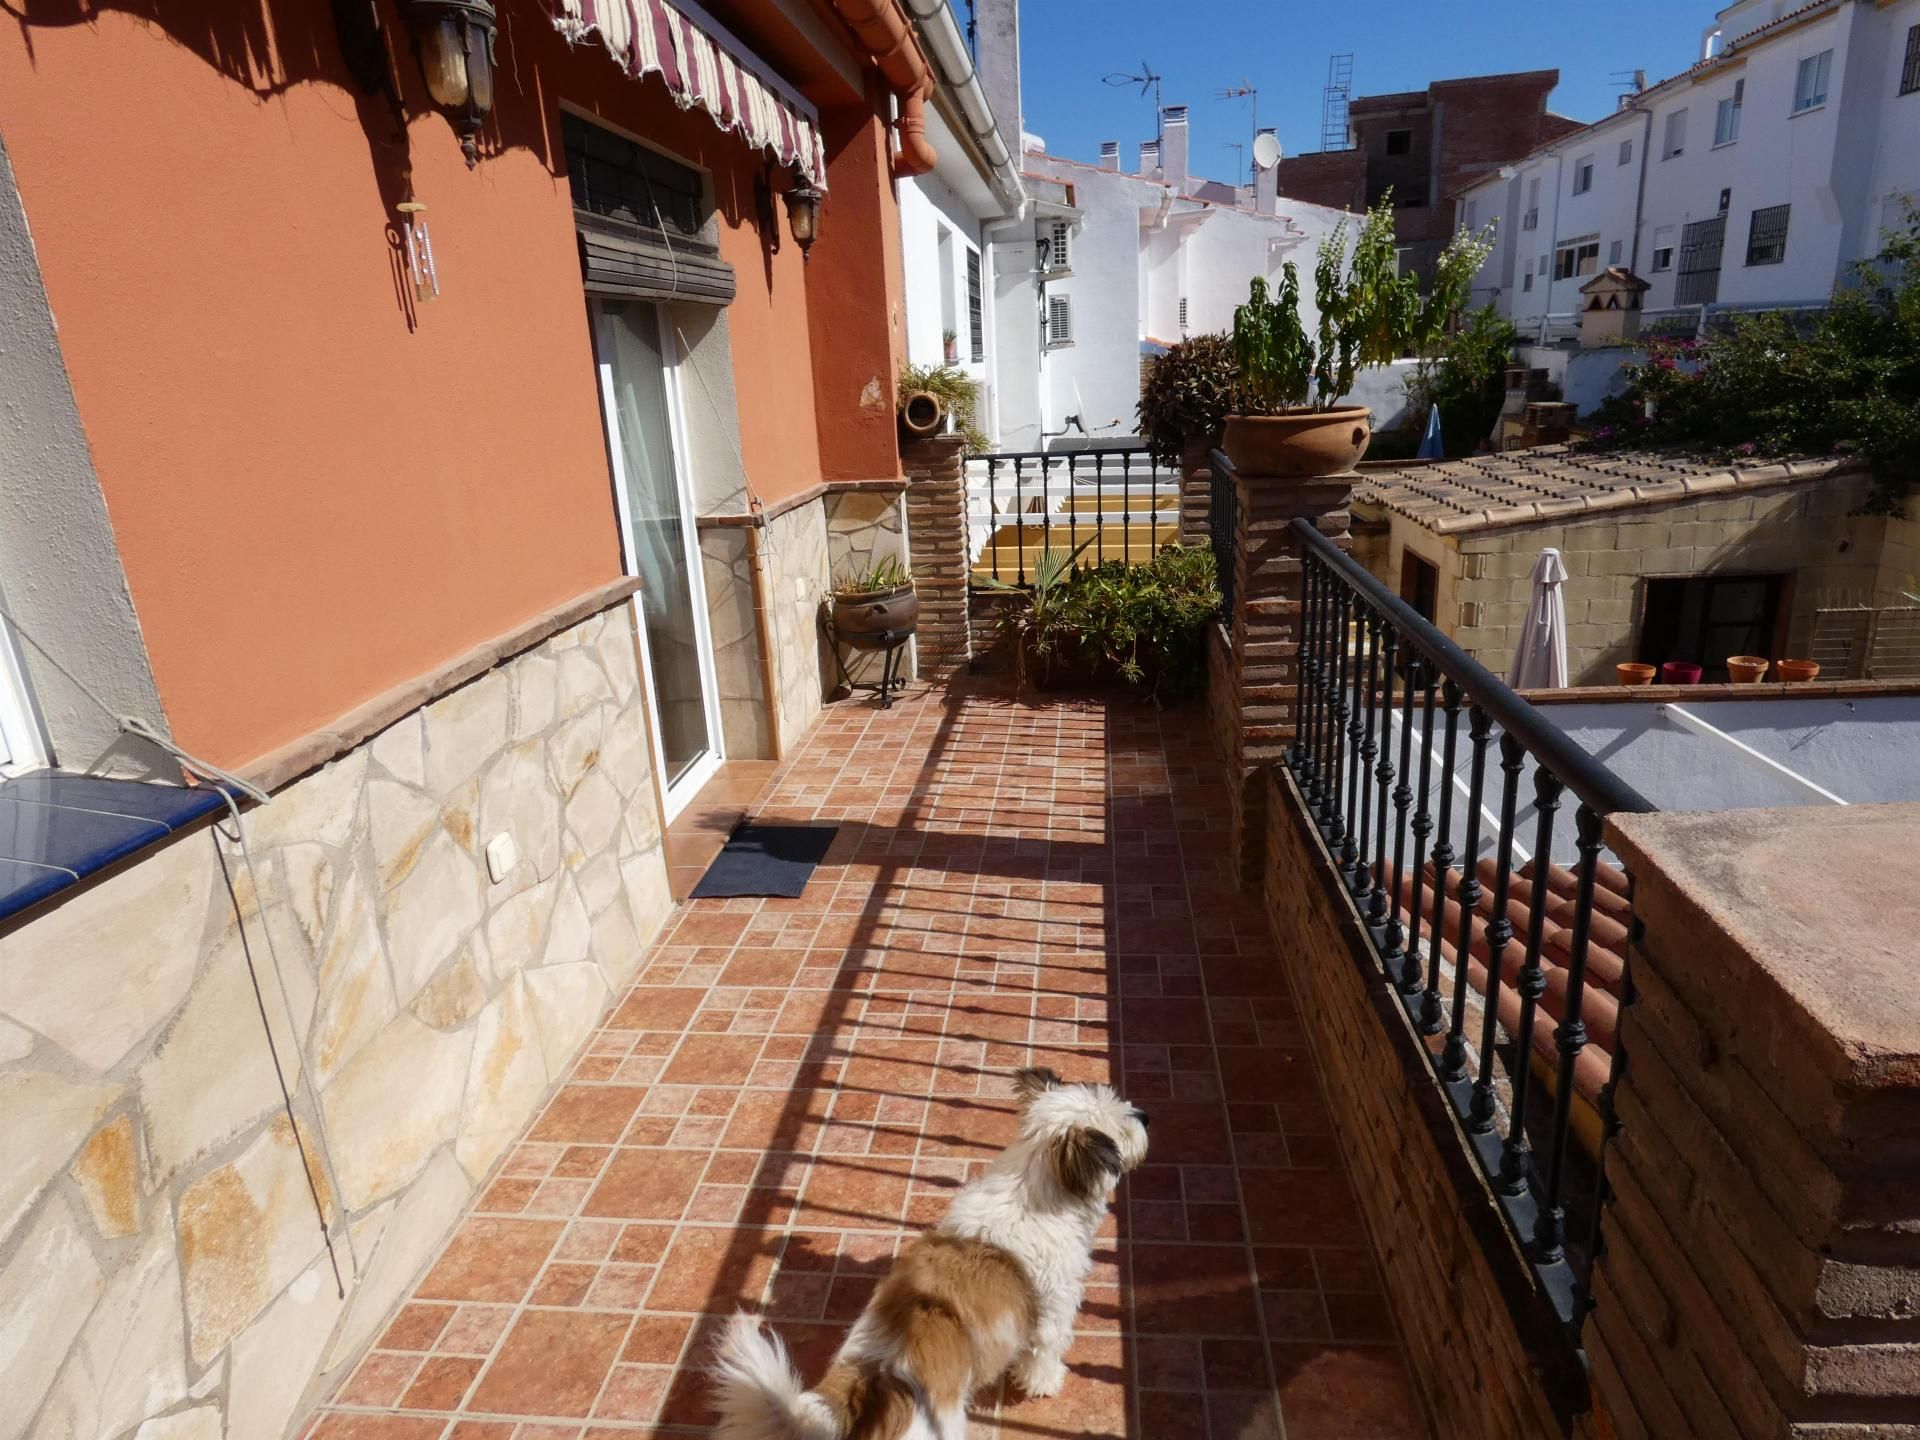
[1048,220,1072,271]
[1903,25,1920,96]
[1675,214,1727,304]
[1178,296,1189,331]
[966,249,984,364]
[1794,50,1832,112]
[563,112,708,245]
[1745,204,1790,266]
[1047,294,1073,346]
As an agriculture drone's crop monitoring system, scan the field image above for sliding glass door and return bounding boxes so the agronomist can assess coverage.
[591,299,722,817]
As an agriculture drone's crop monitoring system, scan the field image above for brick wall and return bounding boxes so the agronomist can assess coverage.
[901,435,971,673]
[1590,805,1920,1438]
[1260,768,1578,1439]
[1274,149,1365,215]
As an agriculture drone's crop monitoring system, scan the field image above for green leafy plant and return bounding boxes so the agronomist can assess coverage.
[1398,305,1518,457]
[1232,193,1495,410]
[1135,334,1250,468]
[982,544,1222,701]
[1583,203,1920,513]
[832,554,912,596]
[899,361,987,454]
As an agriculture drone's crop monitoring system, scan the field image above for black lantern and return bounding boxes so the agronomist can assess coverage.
[782,170,823,261]
[404,0,498,167]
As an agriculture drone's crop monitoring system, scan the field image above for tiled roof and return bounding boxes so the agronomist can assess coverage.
[1354,447,1853,535]
[1391,855,1632,1122]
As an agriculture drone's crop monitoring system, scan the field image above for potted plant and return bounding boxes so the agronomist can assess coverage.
[943,328,959,363]
[1226,193,1494,476]
[831,555,917,648]
[897,362,988,452]
[1136,333,1247,468]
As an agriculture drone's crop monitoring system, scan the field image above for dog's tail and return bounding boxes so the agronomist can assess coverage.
[709,1312,845,1440]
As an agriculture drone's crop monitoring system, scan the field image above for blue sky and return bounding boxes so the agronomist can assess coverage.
[998,0,1717,182]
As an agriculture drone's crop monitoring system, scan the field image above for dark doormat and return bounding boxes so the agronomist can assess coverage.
[689,823,840,899]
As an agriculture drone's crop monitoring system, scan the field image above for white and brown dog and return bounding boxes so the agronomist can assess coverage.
[709,1067,1149,1440]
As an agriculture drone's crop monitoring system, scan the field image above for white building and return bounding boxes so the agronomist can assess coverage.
[896,0,1025,446]
[992,108,1377,451]
[1460,0,1920,341]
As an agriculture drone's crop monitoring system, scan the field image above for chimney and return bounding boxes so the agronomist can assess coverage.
[1253,127,1279,215]
[1161,105,1189,189]
[1138,139,1161,178]
[1099,141,1120,170]
[972,0,1023,160]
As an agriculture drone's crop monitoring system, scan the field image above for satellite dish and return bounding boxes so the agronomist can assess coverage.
[1252,132,1283,170]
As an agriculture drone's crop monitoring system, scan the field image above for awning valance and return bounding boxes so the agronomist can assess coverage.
[549,0,829,189]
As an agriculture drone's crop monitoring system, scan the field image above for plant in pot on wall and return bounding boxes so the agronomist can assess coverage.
[830,555,917,649]
[898,362,988,453]
[1136,332,1247,468]
[1227,193,1493,475]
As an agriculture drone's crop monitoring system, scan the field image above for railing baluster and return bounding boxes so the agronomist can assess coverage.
[1402,665,1438,999]
[1306,557,1330,811]
[1013,456,1027,586]
[1580,906,1635,1324]
[1384,647,1416,985]
[1123,452,1132,567]
[1041,455,1054,558]
[1469,732,1528,1132]
[987,458,1000,584]
[1420,680,1463,1036]
[1067,454,1077,559]
[1440,705,1493,1080]
[1341,603,1372,885]
[1290,554,1313,775]
[1324,585,1351,851]
[1094,453,1105,566]
[1367,619,1396,928]
[1534,803,1605,1265]
[1499,764,1563,1196]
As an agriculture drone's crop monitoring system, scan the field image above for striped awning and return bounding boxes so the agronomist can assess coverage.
[548,0,829,189]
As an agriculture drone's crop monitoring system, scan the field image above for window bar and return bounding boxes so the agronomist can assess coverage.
[1440,704,1493,1081]
[1420,680,1464,1036]
[1401,665,1439,998]
[1094,454,1106,566]
[1384,650,1418,985]
[1014,457,1027,586]
[987,459,1001,584]
[1292,558,1317,779]
[1499,764,1564,1196]
[1323,586,1353,848]
[1341,603,1374,887]
[1534,803,1605,1265]
[1123,452,1133,568]
[1068,456,1078,560]
[1366,618,1398,930]
[1468,732,1528,1133]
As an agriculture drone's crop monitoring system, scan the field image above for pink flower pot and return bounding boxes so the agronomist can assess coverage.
[1659,661,1702,685]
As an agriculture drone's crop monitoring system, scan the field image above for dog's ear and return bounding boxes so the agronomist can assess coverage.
[1049,1127,1123,1199]
[1011,1067,1063,1106]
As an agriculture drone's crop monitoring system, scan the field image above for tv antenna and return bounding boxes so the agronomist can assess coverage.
[1103,62,1165,141]
[1222,141,1246,186]
[1216,79,1258,152]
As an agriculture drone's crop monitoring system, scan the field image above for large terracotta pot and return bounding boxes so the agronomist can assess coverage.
[899,391,944,438]
[832,584,918,650]
[1222,407,1372,477]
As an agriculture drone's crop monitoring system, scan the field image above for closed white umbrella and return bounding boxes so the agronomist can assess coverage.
[1508,548,1569,690]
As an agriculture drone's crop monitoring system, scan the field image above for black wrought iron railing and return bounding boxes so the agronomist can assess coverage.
[965,447,1177,586]
[1284,512,1656,1355]
[1209,451,1237,614]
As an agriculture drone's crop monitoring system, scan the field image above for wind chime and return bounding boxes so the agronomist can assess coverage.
[396,198,441,304]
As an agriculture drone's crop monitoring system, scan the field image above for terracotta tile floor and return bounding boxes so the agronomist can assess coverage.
[300,682,1429,1440]
[663,760,782,899]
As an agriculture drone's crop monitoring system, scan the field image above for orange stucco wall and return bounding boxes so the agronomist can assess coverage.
[0,1,881,768]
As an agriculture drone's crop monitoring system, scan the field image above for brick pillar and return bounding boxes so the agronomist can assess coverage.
[1178,434,1214,546]
[902,435,971,674]
[1591,804,1920,1440]
[1210,454,1355,887]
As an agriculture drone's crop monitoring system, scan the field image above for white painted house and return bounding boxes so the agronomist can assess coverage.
[896,0,1025,446]
[1460,0,1920,340]
[991,107,1380,452]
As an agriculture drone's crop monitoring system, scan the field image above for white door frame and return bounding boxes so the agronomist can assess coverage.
[593,300,726,823]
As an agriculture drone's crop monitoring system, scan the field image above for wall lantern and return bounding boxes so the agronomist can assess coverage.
[782,170,823,261]
[404,0,498,167]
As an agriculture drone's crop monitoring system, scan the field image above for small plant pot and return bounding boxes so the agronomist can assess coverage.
[1659,661,1702,685]
[1776,658,1820,683]
[899,391,945,438]
[832,584,918,650]
[1726,656,1770,684]
[1222,407,1373,477]
[1616,663,1656,687]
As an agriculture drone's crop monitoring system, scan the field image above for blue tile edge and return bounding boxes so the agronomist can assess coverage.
[0,771,237,927]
